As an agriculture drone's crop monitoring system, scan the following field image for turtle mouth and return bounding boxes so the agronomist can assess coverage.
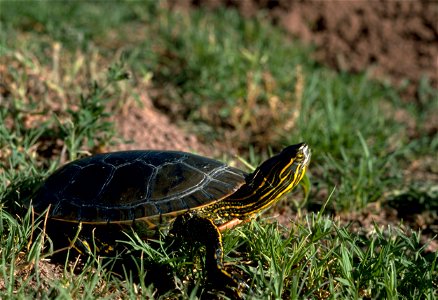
[298,143,311,167]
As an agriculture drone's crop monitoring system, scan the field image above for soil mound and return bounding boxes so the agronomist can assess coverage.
[190,0,438,99]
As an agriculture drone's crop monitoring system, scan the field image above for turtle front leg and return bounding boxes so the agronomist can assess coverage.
[171,212,246,295]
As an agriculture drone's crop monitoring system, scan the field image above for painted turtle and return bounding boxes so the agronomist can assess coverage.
[32,142,311,292]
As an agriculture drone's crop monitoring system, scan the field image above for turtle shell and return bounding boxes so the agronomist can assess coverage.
[33,151,246,224]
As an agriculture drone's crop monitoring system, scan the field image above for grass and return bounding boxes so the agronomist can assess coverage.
[1,1,437,299]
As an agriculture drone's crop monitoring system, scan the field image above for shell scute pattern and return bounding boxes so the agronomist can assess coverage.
[34,151,247,224]
[151,162,204,200]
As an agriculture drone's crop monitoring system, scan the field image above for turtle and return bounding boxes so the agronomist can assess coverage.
[31,142,311,293]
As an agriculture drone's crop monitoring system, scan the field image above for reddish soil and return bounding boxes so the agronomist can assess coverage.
[188,0,438,99]
[110,91,209,155]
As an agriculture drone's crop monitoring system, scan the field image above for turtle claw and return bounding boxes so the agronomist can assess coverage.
[233,279,250,299]
[207,268,249,299]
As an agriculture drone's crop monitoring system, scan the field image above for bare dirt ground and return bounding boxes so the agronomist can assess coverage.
[110,92,209,155]
[188,0,438,99]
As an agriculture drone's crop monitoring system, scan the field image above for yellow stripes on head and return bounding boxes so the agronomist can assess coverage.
[207,144,311,220]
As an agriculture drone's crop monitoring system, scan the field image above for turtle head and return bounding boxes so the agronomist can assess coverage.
[249,142,311,198]
[211,143,311,219]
